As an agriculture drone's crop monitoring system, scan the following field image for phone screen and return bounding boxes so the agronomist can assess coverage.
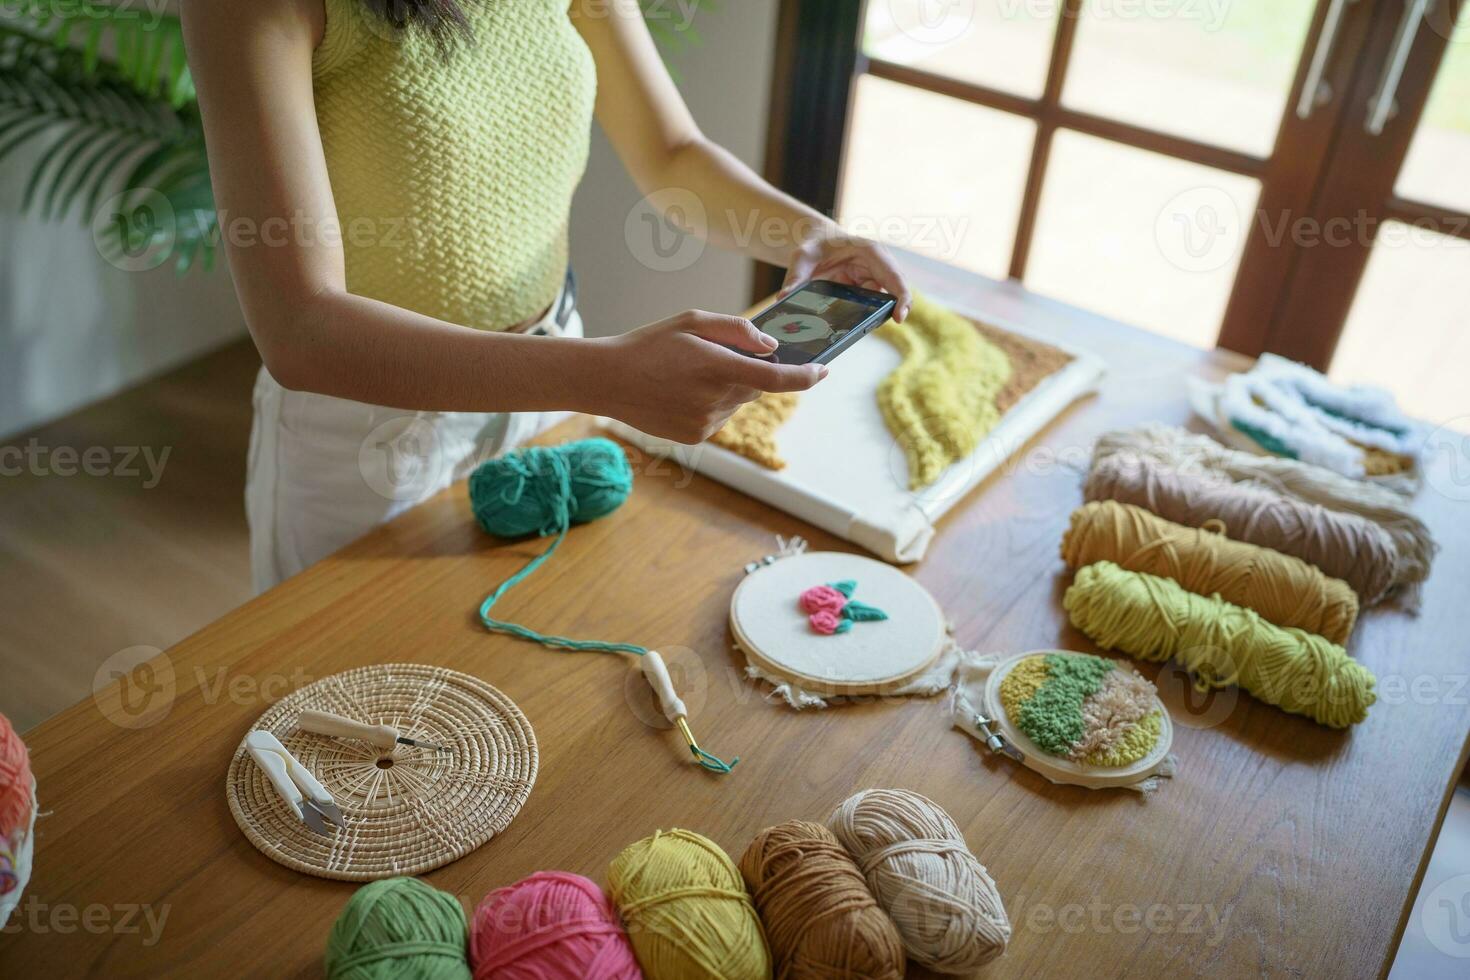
[751,282,893,365]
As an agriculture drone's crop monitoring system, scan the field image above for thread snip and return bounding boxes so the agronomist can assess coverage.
[1064,561,1376,727]
[325,877,472,980]
[827,789,1010,973]
[608,829,771,980]
[470,871,640,980]
[739,820,905,980]
[1061,500,1360,644]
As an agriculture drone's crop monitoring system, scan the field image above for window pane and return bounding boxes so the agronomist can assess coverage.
[1061,0,1318,157]
[1395,31,1470,215]
[840,74,1036,280]
[1026,129,1260,347]
[1331,221,1470,431]
[863,0,1057,98]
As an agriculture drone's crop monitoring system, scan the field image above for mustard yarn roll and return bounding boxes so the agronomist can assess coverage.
[1061,500,1360,644]
[738,820,905,980]
[827,789,1010,973]
[1084,451,1400,604]
[1064,561,1376,728]
[608,828,770,980]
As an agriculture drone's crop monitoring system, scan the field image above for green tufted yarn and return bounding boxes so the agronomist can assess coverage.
[325,877,471,980]
[1016,654,1114,757]
[468,438,632,539]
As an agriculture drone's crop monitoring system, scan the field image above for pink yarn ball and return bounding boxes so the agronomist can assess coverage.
[0,711,33,841]
[471,871,641,980]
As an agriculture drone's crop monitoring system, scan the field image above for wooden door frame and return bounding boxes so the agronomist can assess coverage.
[759,0,1462,369]
[1257,0,1468,367]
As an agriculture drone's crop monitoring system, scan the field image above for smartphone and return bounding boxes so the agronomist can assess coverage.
[746,279,897,366]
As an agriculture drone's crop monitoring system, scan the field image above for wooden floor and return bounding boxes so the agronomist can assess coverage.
[0,339,260,732]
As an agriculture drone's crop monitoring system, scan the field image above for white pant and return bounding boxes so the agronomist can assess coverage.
[245,304,584,593]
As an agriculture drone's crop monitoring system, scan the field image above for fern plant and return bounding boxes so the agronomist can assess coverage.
[2,0,713,275]
[1,3,216,272]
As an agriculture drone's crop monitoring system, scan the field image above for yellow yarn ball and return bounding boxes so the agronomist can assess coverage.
[607,828,771,980]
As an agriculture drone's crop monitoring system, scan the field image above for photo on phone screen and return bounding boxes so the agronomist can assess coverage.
[749,280,896,365]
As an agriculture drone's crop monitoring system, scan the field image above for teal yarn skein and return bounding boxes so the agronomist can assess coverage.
[469,438,632,539]
[325,877,472,980]
[468,438,736,774]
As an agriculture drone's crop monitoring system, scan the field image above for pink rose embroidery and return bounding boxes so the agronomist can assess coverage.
[809,609,842,635]
[799,580,887,635]
[800,585,847,616]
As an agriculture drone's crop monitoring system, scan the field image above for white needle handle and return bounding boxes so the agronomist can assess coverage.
[641,651,687,724]
[298,710,398,750]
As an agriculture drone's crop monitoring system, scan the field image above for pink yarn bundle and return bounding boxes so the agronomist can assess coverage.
[470,871,641,980]
[0,711,33,839]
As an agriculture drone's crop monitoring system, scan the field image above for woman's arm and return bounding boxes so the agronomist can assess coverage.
[575,4,912,320]
[181,0,822,442]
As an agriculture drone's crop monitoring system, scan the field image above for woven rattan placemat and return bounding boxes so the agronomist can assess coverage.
[226,663,536,880]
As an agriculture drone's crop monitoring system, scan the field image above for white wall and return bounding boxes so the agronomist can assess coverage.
[0,145,248,440]
[570,0,782,336]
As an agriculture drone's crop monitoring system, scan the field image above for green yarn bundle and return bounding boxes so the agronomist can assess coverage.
[325,877,471,980]
[468,438,632,539]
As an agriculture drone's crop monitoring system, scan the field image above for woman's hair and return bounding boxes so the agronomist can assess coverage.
[359,0,474,49]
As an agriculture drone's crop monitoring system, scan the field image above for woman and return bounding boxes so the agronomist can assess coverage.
[182,0,910,591]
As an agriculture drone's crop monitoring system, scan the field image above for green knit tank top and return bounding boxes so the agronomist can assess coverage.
[312,0,596,330]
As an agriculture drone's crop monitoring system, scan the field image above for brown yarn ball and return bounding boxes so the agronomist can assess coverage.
[739,820,905,980]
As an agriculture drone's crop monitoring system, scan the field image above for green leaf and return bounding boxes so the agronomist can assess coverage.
[841,601,889,623]
[829,580,857,598]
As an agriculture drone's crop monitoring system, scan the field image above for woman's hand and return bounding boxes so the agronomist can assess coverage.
[587,311,826,444]
[781,230,914,322]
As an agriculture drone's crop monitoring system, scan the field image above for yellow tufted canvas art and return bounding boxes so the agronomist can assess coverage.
[876,296,1013,489]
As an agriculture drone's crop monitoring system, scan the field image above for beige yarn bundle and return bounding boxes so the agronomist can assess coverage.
[1084,450,1400,604]
[1093,424,1435,604]
[826,789,1010,973]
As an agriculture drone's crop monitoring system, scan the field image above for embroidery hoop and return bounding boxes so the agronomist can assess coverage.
[959,650,1175,791]
[731,550,947,695]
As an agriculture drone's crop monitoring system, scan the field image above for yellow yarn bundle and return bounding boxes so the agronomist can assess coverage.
[1061,500,1360,644]
[1064,561,1376,728]
[607,828,771,980]
[876,295,1012,489]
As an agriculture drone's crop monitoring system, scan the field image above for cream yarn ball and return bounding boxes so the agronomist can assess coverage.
[827,788,1010,972]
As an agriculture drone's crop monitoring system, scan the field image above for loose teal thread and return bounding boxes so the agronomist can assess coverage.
[470,439,738,774]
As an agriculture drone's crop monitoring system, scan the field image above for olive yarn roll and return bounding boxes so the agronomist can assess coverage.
[739,820,905,980]
[1064,561,1376,727]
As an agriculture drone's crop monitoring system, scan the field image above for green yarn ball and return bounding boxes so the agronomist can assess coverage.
[325,877,471,980]
[468,438,633,539]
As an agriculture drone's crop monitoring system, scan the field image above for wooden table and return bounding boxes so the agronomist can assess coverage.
[4,272,1468,978]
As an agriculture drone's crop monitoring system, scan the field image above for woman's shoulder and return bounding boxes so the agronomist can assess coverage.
[181,0,327,52]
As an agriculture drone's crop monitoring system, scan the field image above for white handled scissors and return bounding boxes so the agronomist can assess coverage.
[246,730,347,835]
